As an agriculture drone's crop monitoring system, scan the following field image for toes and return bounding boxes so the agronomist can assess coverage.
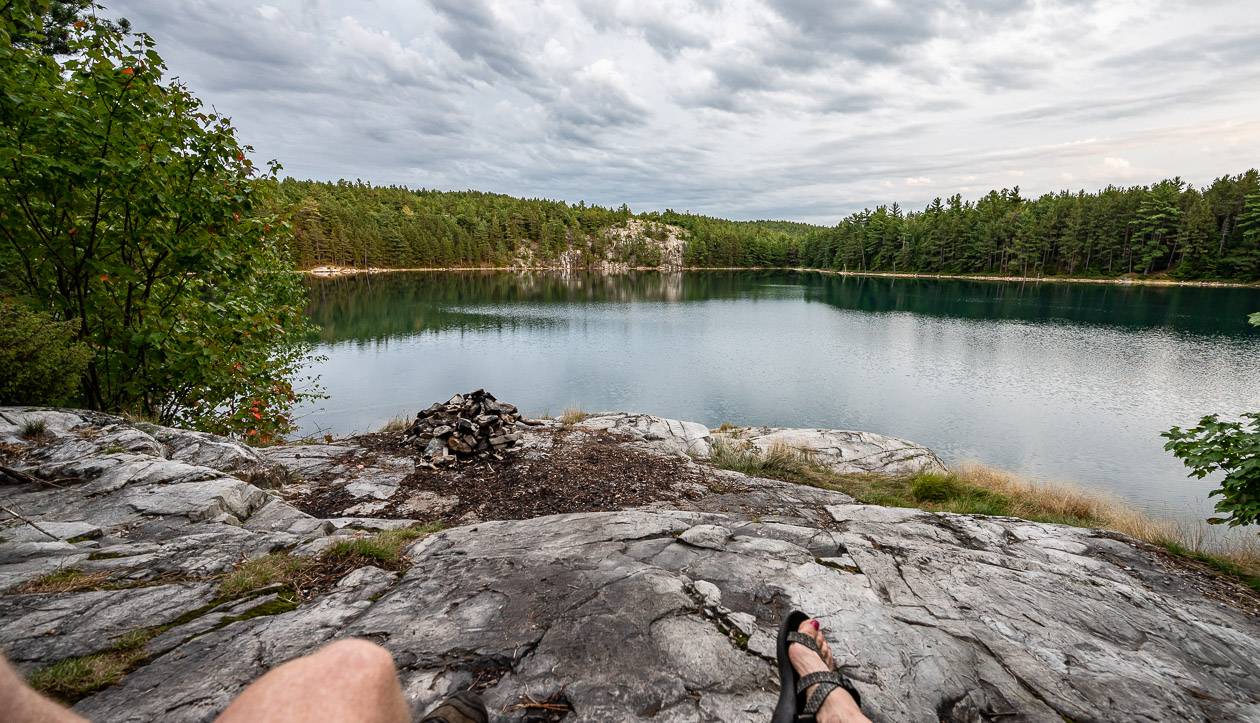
[819,638,835,668]
[796,619,835,669]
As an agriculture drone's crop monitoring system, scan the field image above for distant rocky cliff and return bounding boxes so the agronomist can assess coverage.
[517,219,686,272]
[1,407,1258,721]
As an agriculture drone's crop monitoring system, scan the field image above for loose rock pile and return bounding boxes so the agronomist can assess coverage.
[405,390,526,464]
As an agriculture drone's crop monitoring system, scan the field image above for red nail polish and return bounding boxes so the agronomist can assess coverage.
[810,619,820,630]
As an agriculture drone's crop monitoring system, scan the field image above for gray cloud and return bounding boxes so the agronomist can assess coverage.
[577,1,712,58]
[107,0,1260,223]
[1101,27,1260,70]
[429,0,538,82]
[765,0,940,64]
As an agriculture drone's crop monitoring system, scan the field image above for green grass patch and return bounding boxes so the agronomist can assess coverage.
[213,524,443,603]
[218,595,301,624]
[30,652,138,702]
[322,523,444,570]
[217,553,314,599]
[710,441,1099,526]
[28,627,160,703]
[709,440,828,486]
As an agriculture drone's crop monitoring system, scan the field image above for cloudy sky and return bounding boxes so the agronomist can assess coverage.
[109,0,1260,223]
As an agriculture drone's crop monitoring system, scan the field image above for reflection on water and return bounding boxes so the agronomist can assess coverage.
[298,271,1260,519]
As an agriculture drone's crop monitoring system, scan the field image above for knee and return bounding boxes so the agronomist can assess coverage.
[319,639,396,680]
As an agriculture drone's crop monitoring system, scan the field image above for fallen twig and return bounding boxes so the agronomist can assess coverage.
[0,465,70,489]
[504,691,573,715]
[0,504,59,540]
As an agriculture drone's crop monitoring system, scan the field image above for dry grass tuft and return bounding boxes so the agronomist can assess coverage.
[951,462,1180,538]
[12,568,114,594]
[375,416,412,434]
[19,418,49,440]
[559,408,589,426]
[710,440,821,482]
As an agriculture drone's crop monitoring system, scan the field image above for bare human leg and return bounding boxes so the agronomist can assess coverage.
[215,639,409,723]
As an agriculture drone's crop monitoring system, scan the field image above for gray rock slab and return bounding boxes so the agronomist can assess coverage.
[106,477,267,526]
[259,444,356,478]
[243,498,332,538]
[0,582,216,669]
[716,426,948,476]
[153,426,273,475]
[578,413,713,457]
[3,521,102,543]
[356,511,1260,721]
[262,443,411,501]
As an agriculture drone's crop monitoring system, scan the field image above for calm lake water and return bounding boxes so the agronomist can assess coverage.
[296,271,1260,520]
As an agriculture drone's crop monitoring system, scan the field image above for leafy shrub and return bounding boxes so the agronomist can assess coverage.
[0,6,319,441]
[1163,413,1260,527]
[0,300,91,406]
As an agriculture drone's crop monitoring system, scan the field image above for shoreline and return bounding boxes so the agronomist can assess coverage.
[300,264,1260,289]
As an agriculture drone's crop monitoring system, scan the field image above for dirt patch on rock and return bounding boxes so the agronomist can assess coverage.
[1088,532,1260,617]
[1144,546,1260,617]
[292,428,712,523]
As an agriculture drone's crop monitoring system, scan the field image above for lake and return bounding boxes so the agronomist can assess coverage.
[296,271,1260,520]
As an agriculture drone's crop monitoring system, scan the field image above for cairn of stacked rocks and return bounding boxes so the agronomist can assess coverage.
[406,389,525,463]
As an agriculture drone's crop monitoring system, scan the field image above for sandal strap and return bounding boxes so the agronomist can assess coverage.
[799,670,864,714]
[797,670,845,696]
[785,631,823,658]
[803,680,842,715]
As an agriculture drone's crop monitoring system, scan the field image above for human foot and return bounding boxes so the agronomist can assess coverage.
[787,619,869,723]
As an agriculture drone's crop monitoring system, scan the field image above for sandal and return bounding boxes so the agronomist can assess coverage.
[421,690,489,723]
[772,610,863,722]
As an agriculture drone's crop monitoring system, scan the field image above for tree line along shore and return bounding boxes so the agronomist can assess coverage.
[276,171,1260,282]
